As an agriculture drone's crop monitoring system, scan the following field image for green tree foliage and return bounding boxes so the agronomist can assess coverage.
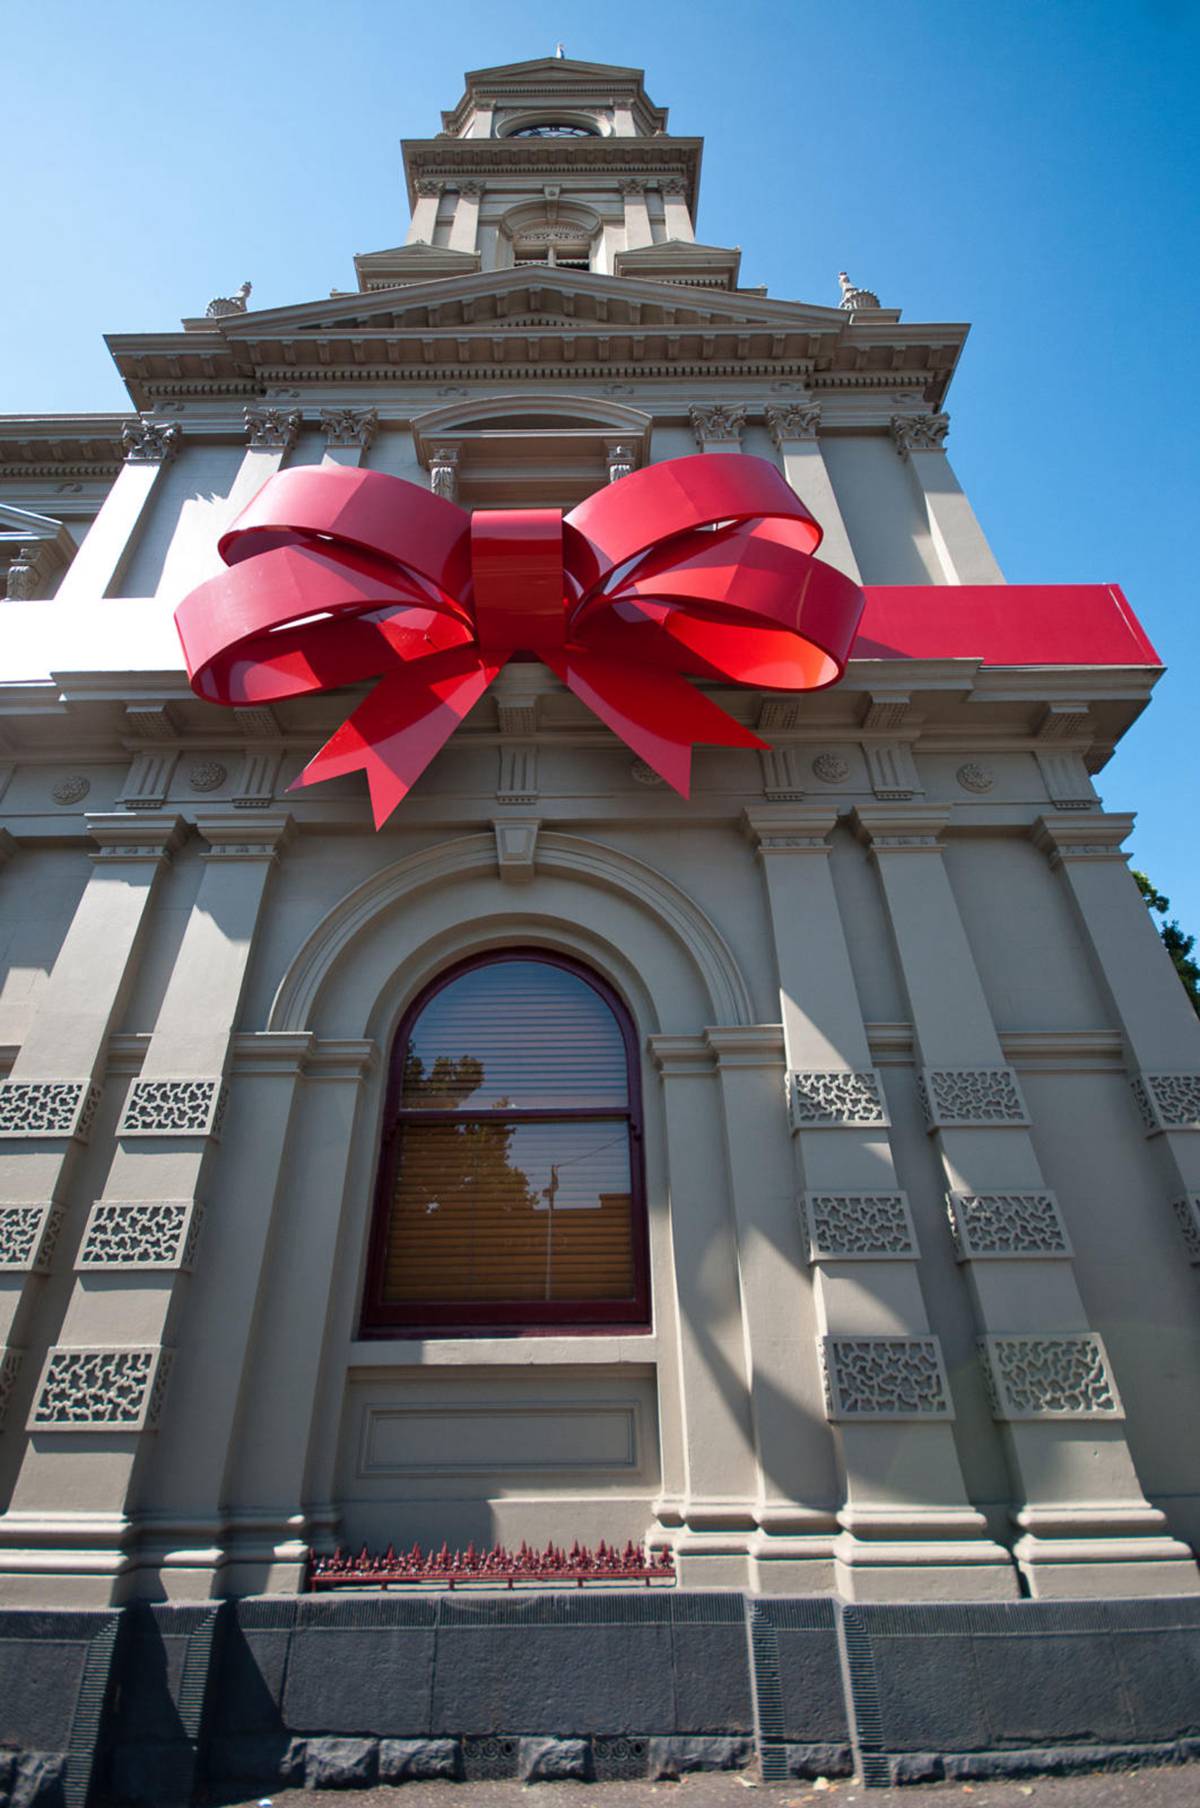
[1133,871,1200,1017]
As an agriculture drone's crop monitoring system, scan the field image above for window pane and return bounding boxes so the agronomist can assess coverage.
[400,960,628,1111]
[383,1117,635,1302]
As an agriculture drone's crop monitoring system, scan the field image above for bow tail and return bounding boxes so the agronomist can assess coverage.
[551,650,766,796]
[289,652,501,828]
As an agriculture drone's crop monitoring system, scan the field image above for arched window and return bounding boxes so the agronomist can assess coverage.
[361,952,649,1334]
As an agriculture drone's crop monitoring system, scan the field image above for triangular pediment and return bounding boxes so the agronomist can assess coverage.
[208,266,850,338]
[612,238,743,291]
[110,265,965,410]
[353,242,482,291]
[464,56,645,85]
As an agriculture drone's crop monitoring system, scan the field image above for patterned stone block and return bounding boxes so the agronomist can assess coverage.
[0,1080,101,1141]
[977,1334,1122,1419]
[77,1200,203,1271]
[803,1192,918,1261]
[29,1346,173,1432]
[820,1336,953,1420]
[0,1348,23,1430]
[0,1203,66,1273]
[946,1191,1072,1260]
[119,1078,228,1139]
[1170,1195,1200,1264]
[787,1070,888,1131]
[917,1067,1029,1130]
[1130,1073,1200,1136]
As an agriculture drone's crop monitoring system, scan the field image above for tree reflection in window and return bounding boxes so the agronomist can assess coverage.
[362,953,650,1333]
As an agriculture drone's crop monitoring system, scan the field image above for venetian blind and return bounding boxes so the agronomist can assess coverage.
[382,958,638,1311]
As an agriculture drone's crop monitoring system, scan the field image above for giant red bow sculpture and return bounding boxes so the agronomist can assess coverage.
[175,453,864,827]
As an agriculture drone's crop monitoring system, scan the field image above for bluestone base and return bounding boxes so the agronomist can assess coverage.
[0,1591,1197,1804]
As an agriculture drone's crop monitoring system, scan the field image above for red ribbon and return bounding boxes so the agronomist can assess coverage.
[175,453,864,827]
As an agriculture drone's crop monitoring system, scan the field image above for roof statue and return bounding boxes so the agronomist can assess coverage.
[837,269,881,310]
[205,279,252,318]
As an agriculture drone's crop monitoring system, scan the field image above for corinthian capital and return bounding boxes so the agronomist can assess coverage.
[121,417,181,464]
[890,412,950,457]
[690,404,746,449]
[245,407,301,452]
[765,402,822,447]
[319,407,379,450]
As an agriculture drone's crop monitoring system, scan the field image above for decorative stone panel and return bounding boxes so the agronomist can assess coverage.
[0,1349,24,1430]
[119,1079,227,1139]
[1170,1195,1200,1264]
[946,1191,1072,1260]
[811,753,849,785]
[956,762,995,794]
[0,1080,101,1141]
[977,1334,1122,1419]
[917,1067,1029,1129]
[1130,1072,1200,1135]
[1035,748,1095,810]
[77,1200,203,1271]
[759,746,805,801]
[497,744,538,804]
[188,760,227,793]
[0,1203,66,1273]
[803,1192,917,1261]
[787,1069,889,1130]
[863,742,921,800]
[820,1336,953,1421]
[29,1346,173,1432]
[52,775,91,806]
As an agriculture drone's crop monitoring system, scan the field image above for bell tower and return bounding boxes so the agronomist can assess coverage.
[380,56,733,287]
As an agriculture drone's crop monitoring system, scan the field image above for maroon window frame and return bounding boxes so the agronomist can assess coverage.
[360,949,651,1336]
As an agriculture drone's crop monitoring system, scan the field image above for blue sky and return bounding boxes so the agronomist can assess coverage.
[8,0,1199,922]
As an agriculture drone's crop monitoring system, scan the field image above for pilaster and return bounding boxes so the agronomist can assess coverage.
[661,177,695,242]
[890,413,1004,585]
[703,1024,838,1594]
[0,816,293,1603]
[212,409,303,536]
[764,404,861,582]
[448,181,481,253]
[217,1037,378,1595]
[55,420,180,601]
[853,804,1200,1597]
[617,179,653,249]
[646,1034,756,1590]
[0,814,186,1543]
[406,178,443,244]
[743,807,1017,1601]
[1033,813,1200,1256]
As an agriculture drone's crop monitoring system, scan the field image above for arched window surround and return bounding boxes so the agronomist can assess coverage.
[360,948,651,1338]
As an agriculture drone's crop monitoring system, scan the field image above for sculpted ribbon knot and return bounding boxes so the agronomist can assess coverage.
[174,452,864,826]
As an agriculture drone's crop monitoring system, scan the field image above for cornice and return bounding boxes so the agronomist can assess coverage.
[0,416,126,479]
[401,135,703,213]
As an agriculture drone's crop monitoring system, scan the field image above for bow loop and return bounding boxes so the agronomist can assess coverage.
[175,454,864,827]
